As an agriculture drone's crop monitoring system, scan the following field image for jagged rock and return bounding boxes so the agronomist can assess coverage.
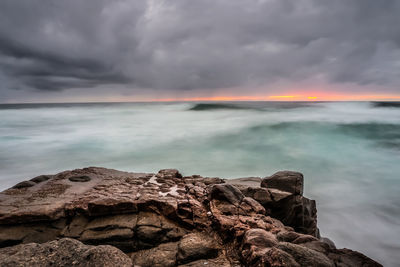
[0,167,382,267]
[258,171,318,236]
[0,238,132,267]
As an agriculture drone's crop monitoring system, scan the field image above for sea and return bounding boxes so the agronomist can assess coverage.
[0,101,399,266]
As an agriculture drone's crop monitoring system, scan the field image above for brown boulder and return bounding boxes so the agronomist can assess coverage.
[277,242,335,267]
[177,233,220,264]
[243,228,278,248]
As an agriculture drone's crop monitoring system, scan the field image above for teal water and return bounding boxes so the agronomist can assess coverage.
[0,101,399,266]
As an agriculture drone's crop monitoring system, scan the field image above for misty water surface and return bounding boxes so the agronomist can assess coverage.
[0,101,399,266]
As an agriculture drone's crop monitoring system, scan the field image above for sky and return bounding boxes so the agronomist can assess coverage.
[0,0,400,103]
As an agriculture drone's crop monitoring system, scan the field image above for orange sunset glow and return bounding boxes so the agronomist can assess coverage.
[148,93,400,102]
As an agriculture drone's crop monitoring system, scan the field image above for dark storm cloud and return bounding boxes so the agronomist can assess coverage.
[0,0,399,94]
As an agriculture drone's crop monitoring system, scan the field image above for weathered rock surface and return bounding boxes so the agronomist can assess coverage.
[0,237,132,267]
[0,167,381,266]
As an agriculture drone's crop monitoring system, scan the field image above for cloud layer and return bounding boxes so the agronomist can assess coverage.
[0,0,400,100]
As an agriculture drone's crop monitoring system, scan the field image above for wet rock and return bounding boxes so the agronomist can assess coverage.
[0,238,132,267]
[261,171,304,195]
[266,193,318,236]
[268,188,292,201]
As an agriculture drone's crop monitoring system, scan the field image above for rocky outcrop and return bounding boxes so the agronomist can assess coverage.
[260,171,317,236]
[0,167,381,266]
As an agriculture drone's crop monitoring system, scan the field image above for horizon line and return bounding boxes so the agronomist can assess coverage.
[1,99,400,105]
[3,93,400,104]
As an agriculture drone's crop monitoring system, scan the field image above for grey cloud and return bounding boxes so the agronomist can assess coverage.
[0,0,399,95]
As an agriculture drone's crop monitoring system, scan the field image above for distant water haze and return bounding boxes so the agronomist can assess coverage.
[1,101,399,266]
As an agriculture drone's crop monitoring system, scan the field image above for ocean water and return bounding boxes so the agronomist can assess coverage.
[0,101,399,266]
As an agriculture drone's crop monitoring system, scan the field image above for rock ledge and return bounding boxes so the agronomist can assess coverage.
[0,167,381,266]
